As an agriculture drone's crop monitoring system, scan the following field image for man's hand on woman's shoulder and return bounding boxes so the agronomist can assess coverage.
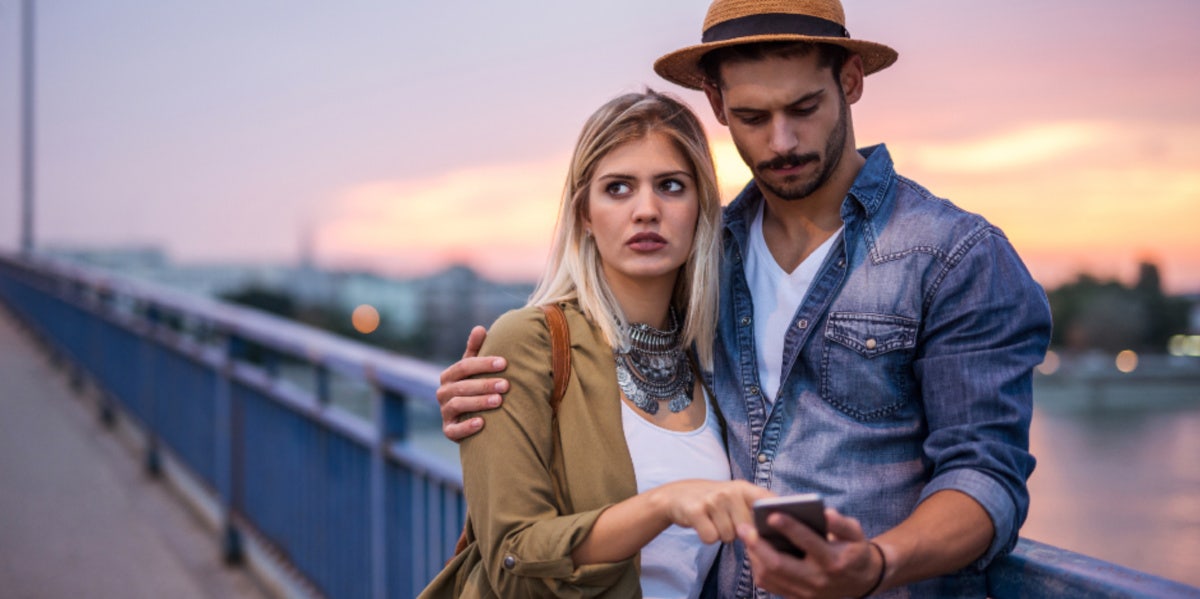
[437,326,509,441]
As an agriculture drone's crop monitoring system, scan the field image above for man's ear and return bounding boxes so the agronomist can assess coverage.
[841,54,865,105]
[702,81,729,126]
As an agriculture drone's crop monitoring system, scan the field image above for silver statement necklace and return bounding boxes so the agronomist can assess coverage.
[614,309,694,415]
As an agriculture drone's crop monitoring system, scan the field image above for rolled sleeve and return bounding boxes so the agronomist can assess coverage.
[497,506,633,589]
[915,231,1051,568]
[918,468,1017,568]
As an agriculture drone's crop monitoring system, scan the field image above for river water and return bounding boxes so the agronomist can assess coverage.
[1023,391,1200,587]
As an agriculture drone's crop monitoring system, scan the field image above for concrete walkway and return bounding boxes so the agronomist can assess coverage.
[0,308,271,599]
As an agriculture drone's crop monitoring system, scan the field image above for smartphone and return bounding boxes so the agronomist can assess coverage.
[752,493,827,558]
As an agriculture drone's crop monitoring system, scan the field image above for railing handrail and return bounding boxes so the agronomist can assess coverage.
[4,252,442,399]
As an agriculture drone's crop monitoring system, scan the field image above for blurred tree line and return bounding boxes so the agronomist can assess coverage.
[1046,261,1190,353]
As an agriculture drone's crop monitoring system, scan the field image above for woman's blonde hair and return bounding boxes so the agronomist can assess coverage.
[528,90,722,368]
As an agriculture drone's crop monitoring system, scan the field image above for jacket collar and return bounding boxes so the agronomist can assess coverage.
[723,143,895,241]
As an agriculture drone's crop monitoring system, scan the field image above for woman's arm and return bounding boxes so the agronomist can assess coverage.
[572,478,772,565]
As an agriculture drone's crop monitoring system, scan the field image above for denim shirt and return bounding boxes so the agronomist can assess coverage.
[711,145,1052,598]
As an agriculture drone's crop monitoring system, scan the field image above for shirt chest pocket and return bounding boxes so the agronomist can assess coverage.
[820,312,918,421]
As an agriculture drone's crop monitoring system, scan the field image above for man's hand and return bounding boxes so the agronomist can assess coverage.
[436,326,509,441]
[738,508,885,599]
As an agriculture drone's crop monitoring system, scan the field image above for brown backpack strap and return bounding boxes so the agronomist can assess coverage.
[540,303,572,414]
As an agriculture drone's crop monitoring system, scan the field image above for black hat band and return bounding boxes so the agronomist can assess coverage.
[702,13,849,44]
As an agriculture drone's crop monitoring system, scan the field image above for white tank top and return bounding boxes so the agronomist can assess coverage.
[621,389,730,599]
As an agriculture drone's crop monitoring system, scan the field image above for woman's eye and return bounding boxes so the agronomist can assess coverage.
[606,181,632,195]
[660,179,685,193]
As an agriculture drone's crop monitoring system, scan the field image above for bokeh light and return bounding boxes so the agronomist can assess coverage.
[1115,349,1138,373]
[1037,349,1061,375]
[351,304,380,334]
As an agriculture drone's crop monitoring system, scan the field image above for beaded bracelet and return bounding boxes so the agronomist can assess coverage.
[856,541,887,598]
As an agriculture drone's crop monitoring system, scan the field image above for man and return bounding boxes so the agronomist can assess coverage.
[437,1,1051,596]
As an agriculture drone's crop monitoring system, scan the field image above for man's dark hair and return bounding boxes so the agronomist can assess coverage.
[700,41,849,89]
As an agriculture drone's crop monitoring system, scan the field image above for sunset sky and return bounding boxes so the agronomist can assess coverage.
[0,1,1197,292]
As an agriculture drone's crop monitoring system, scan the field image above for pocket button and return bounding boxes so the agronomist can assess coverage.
[865,338,877,350]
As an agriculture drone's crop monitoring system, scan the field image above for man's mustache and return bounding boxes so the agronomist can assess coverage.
[758,153,819,171]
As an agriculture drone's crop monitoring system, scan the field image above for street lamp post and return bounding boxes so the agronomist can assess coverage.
[20,0,36,255]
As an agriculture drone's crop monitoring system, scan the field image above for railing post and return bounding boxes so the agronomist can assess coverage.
[142,303,162,477]
[216,331,243,564]
[315,363,331,407]
[370,373,409,599]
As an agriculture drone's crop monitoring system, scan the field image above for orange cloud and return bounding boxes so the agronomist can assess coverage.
[711,135,754,200]
[905,122,1116,174]
[318,157,568,280]
[895,120,1200,292]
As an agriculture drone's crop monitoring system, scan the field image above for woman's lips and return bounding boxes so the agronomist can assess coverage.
[627,231,668,251]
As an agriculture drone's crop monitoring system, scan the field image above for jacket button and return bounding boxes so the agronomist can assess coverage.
[865,338,878,350]
[797,319,808,329]
[757,453,768,464]
[741,316,751,326]
[749,386,760,396]
[503,555,516,569]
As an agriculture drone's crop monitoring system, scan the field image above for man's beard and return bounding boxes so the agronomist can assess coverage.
[753,98,849,202]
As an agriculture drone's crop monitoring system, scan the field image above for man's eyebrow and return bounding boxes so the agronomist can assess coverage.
[787,89,825,108]
[729,89,826,114]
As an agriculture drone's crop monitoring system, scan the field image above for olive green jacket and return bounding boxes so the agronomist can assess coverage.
[421,302,643,598]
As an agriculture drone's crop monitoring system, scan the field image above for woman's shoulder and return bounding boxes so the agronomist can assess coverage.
[482,305,551,355]
[483,300,606,362]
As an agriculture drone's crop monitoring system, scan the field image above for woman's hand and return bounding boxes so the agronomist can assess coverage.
[650,480,774,543]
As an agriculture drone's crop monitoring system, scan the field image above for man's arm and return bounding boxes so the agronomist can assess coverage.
[739,490,991,598]
[437,325,510,440]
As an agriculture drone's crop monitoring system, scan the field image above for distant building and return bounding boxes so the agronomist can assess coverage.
[1186,293,1200,334]
[418,264,533,360]
[40,245,535,363]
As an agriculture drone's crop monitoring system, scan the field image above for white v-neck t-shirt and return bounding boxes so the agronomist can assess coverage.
[745,201,842,402]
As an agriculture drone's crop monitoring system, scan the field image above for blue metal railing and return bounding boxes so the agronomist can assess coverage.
[0,253,461,598]
[0,252,1195,599]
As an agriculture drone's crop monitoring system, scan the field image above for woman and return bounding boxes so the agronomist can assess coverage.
[420,90,768,598]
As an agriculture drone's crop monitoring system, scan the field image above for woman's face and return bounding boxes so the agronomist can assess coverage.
[584,131,699,298]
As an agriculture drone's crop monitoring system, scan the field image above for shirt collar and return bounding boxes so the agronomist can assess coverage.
[844,143,894,220]
[724,143,895,236]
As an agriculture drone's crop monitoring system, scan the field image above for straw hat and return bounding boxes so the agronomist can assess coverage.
[654,0,898,90]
